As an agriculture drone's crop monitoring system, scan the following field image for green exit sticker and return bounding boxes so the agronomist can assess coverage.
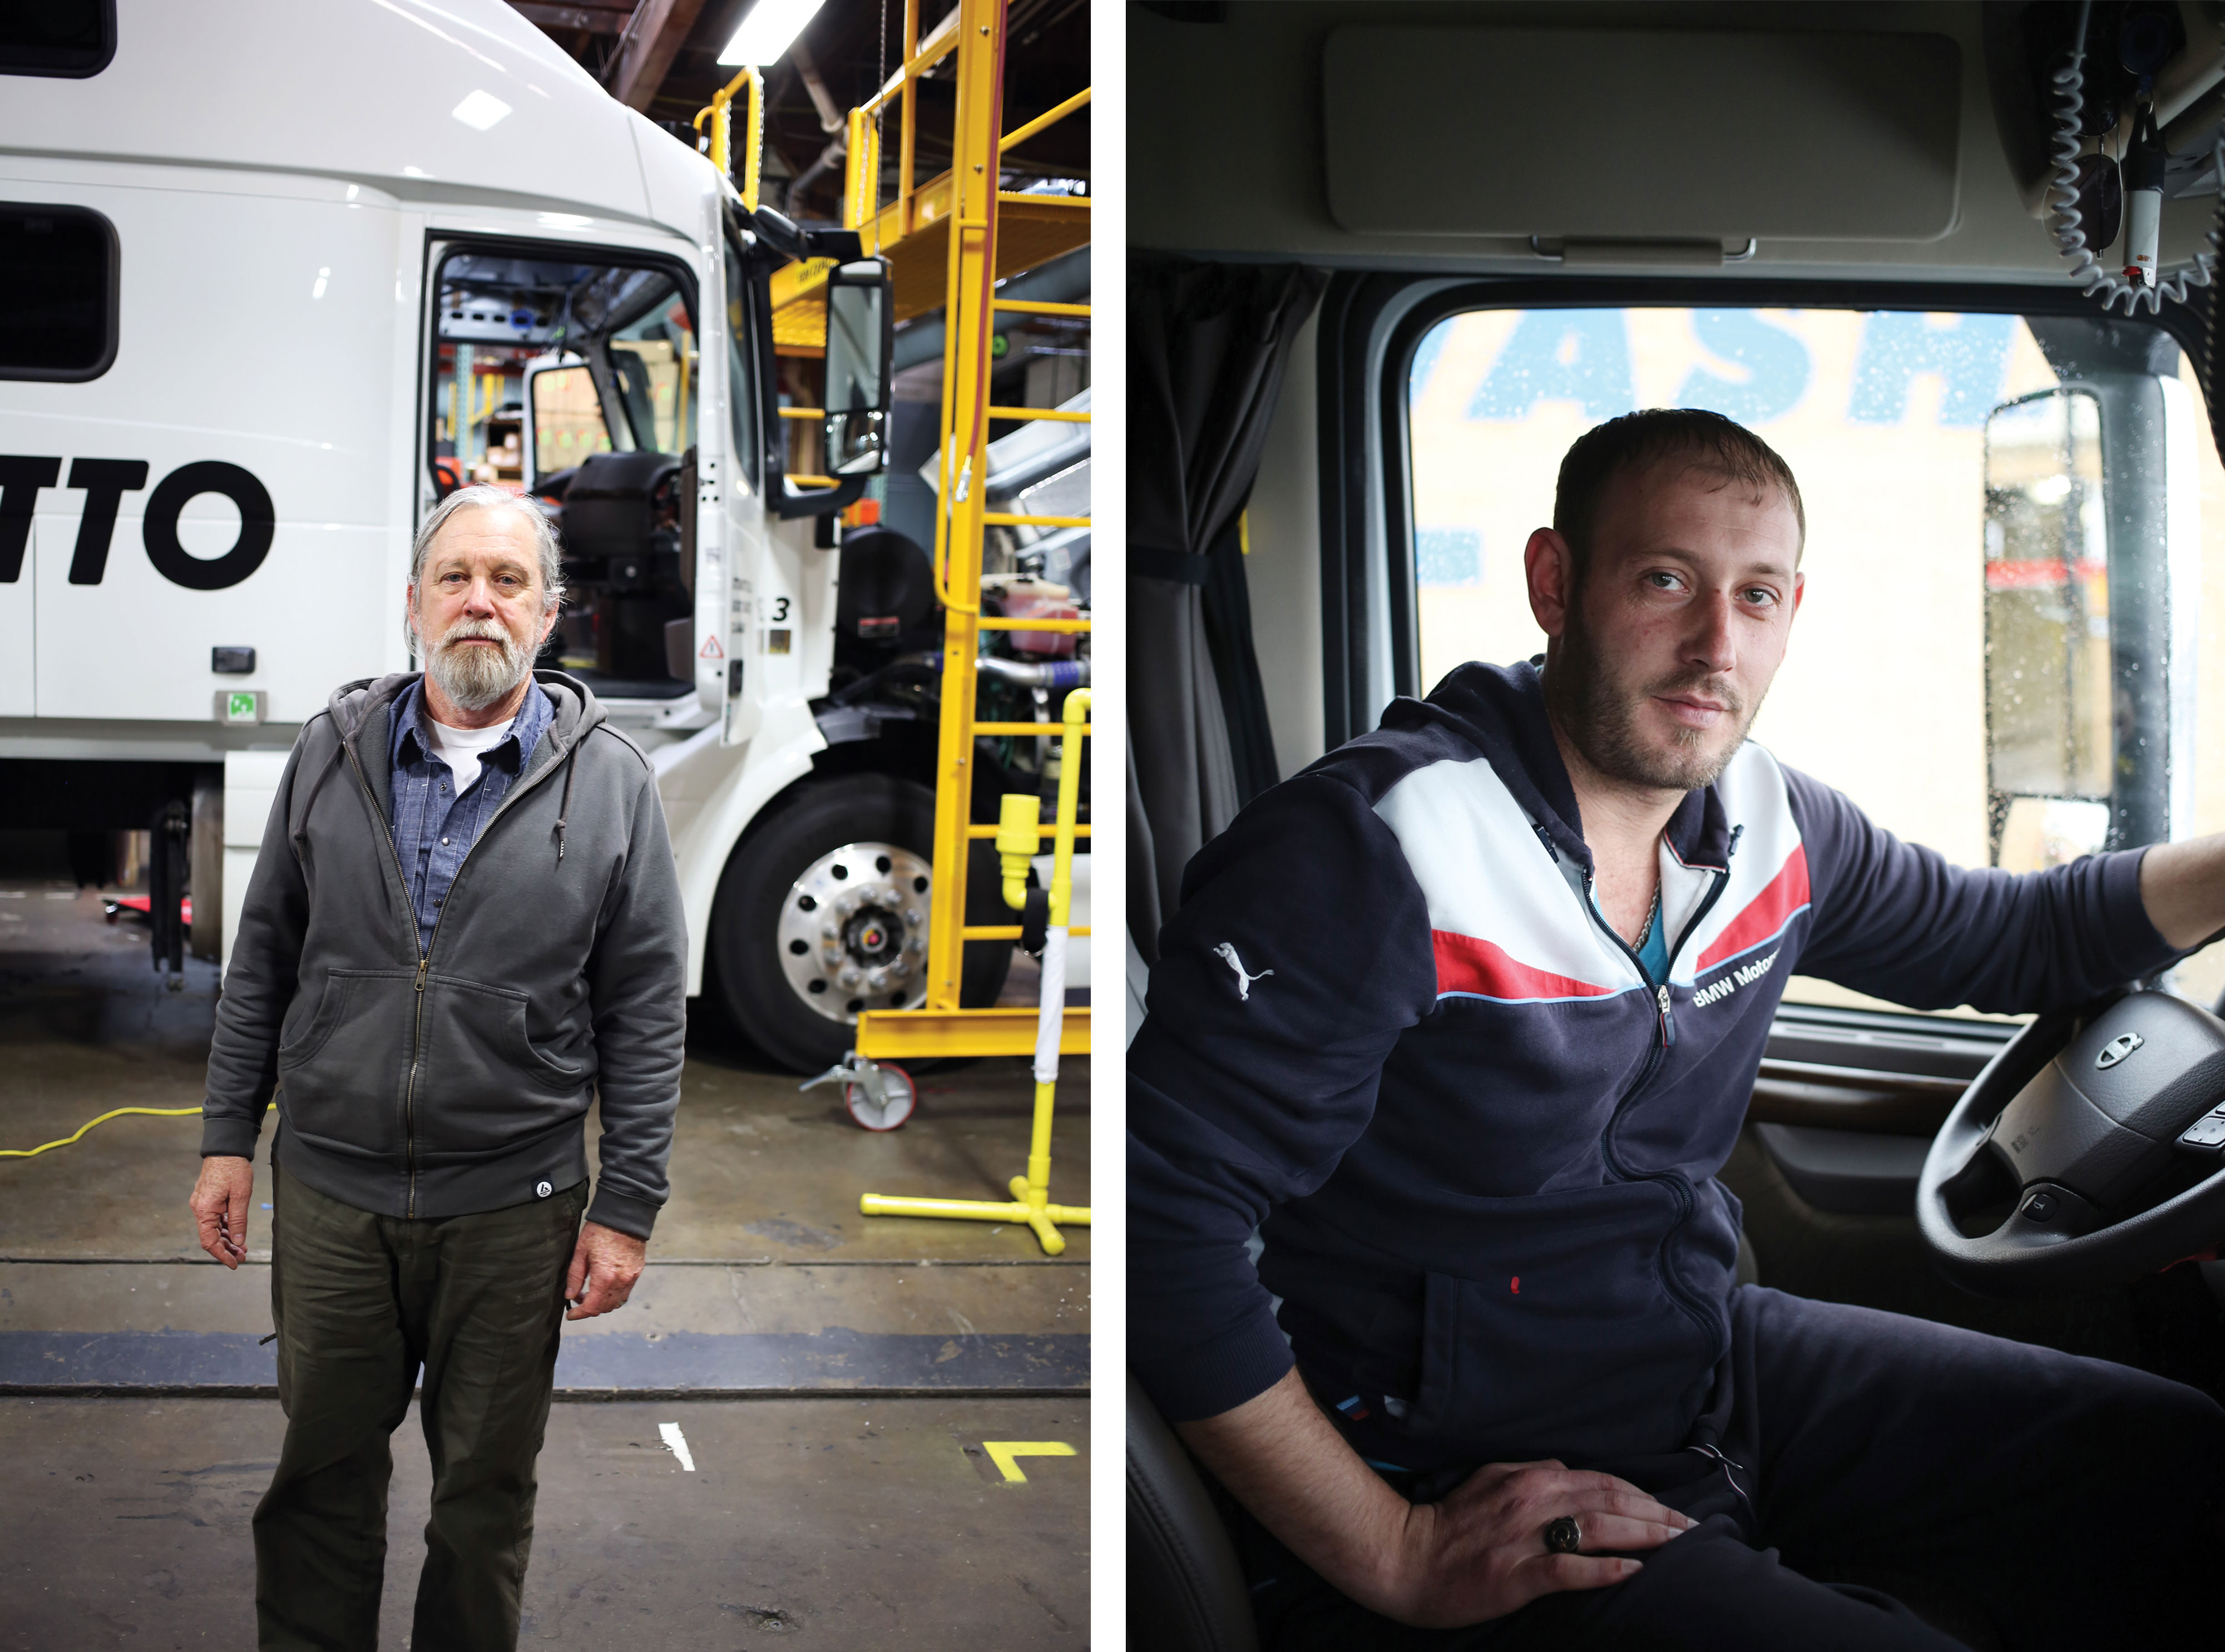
[226,691,258,723]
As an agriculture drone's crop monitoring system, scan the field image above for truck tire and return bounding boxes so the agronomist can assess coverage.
[709,775,1013,1074]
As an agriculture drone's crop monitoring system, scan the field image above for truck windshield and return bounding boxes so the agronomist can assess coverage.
[1405,305,2225,1016]
[609,287,698,456]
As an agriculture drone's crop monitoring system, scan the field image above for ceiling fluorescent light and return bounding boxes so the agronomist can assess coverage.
[718,0,826,66]
[451,90,512,131]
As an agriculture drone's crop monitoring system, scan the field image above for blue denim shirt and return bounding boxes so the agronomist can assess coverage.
[388,678,552,954]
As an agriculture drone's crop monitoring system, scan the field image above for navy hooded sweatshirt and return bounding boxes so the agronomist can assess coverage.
[1128,661,2175,1472]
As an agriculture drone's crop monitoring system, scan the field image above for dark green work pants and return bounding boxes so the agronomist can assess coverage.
[254,1161,586,1652]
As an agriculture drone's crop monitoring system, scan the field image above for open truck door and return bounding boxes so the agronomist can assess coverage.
[421,231,719,703]
[713,220,890,749]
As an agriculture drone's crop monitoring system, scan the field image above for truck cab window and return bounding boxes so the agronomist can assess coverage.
[0,204,116,380]
[609,291,698,456]
[1405,305,2225,1016]
[725,233,762,492]
[426,248,700,695]
[529,364,611,478]
[0,0,114,77]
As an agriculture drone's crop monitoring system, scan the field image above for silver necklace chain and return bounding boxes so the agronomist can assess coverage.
[1632,891,1658,950]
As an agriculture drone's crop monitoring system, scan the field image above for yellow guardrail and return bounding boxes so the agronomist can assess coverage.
[693,66,763,211]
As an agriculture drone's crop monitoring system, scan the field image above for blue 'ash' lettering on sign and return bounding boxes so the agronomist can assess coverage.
[1416,526,1482,587]
[1848,313,2015,428]
[1411,322,1453,400]
[1675,311,1812,426]
[1468,310,1635,423]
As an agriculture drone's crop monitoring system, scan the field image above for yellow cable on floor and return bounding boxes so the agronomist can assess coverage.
[1,1106,202,1159]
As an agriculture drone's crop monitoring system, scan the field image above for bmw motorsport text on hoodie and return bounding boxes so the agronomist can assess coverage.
[1128,661,2174,1472]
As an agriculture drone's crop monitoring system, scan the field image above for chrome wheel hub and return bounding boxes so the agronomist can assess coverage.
[775,841,932,1025]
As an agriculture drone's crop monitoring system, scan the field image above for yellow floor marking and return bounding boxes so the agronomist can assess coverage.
[983,1441,1075,1483]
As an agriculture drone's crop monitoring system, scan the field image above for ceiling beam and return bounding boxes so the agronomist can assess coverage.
[606,0,711,112]
[507,2,634,32]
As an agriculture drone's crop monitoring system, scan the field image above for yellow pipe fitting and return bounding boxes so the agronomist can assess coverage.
[1049,688,1089,930]
[863,1194,999,1220]
[995,792,1039,910]
[1025,1209,1066,1255]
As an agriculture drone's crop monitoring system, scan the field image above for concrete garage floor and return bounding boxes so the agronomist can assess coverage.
[0,850,1091,1645]
[1,1396,1088,1651]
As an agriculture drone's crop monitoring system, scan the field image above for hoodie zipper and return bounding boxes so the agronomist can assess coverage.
[1552,839,1732,1338]
[1684,1442,1755,1511]
[337,702,580,1218]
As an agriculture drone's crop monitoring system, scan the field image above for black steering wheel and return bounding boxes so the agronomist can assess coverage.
[1917,988,2225,1293]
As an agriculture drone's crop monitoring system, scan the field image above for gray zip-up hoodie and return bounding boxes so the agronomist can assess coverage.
[200,671,686,1239]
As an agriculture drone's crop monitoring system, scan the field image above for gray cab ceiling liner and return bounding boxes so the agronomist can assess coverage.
[1323,28,1961,242]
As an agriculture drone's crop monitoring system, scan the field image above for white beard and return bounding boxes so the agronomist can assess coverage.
[424,616,538,712]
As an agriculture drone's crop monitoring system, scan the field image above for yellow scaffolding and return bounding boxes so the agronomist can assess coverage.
[849,0,1091,1249]
[793,0,1092,1066]
[715,1,1091,1230]
[764,0,1091,352]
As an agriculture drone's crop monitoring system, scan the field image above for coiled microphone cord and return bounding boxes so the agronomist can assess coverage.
[2046,0,2222,315]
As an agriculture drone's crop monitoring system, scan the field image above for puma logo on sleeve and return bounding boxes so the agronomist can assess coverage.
[1214,943,1275,1001]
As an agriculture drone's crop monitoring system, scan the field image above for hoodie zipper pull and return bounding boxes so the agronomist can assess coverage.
[1656,982,1675,1048]
[416,958,428,992]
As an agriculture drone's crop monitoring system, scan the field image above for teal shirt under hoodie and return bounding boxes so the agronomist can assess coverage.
[198,670,687,1240]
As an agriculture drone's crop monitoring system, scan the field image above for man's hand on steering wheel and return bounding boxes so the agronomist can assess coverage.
[1380,1457,1694,1627]
[1919,990,2225,1291]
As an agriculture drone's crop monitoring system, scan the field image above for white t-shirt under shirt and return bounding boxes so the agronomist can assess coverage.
[424,714,516,795]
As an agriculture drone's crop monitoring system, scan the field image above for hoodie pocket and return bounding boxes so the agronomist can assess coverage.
[275,969,418,1156]
[1408,1253,1715,1462]
[414,975,589,1160]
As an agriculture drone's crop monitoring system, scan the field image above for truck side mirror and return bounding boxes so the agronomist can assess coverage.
[822,259,892,477]
[1982,387,2113,870]
[523,356,602,491]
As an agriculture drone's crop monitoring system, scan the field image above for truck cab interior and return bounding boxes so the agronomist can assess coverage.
[1125,4,2225,1648]
[428,249,708,698]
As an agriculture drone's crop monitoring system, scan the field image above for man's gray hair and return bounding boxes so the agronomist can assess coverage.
[410,486,566,615]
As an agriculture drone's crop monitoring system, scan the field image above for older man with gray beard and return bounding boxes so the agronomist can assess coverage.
[187,486,687,1652]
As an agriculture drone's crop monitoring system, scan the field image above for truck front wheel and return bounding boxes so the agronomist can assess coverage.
[709,775,1013,1074]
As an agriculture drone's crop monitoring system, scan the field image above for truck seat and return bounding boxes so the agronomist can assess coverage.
[1127,1371,1259,1652]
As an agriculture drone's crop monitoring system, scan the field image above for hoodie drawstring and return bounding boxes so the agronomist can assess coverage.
[554,740,580,863]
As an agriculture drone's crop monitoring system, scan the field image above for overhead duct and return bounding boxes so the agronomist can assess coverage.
[785,132,847,214]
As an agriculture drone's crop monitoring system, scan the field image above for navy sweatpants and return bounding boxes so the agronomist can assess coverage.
[1236,1287,2225,1650]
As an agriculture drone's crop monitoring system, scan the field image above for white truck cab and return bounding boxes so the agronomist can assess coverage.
[0,0,1060,1074]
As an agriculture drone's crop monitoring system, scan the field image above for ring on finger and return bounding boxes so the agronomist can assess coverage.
[1543,1515,1583,1554]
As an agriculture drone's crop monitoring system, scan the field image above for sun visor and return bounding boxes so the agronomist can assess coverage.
[1322,28,1962,243]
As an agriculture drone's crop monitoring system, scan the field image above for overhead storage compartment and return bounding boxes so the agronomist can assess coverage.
[1323,27,1963,243]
